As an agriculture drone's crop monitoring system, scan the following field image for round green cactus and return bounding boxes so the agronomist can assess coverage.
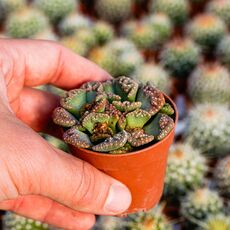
[217,35,230,68]
[207,0,230,26]
[150,0,189,25]
[93,21,114,45]
[126,205,172,230]
[185,104,230,156]
[52,77,175,154]
[133,63,171,94]
[89,39,144,77]
[200,214,230,230]
[181,188,224,222]
[60,35,88,57]
[143,13,173,44]
[186,13,227,51]
[95,0,132,23]
[59,13,92,36]
[6,7,49,38]
[32,28,58,41]
[34,0,77,23]
[164,143,207,196]
[160,38,200,78]
[0,0,26,14]
[188,63,230,104]
[214,156,230,198]
[3,212,51,230]
[95,216,124,230]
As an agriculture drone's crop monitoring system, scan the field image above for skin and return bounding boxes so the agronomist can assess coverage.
[0,39,131,230]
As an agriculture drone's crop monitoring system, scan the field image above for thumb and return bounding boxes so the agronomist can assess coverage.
[1,118,132,215]
[39,145,132,215]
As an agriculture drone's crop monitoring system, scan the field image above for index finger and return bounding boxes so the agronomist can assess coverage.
[1,39,111,90]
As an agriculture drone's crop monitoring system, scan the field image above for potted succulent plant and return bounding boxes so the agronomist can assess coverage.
[52,76,178,214]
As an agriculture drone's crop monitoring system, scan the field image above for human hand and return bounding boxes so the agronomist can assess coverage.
[0,39,131,230]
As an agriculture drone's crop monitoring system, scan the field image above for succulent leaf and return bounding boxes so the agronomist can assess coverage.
[82,112,110,134]
[137,82,165,116]
[112,101,142,112]
[60,89,87,117]
[92,130,129,152]
[90,133,111,143]
[109,143,133,154]
[107,92,121,103]
[117,115,127,131]
[128,129,154,147]
[144,113,174,140]
[115,76,139,102]
[63,126,92,148]
[126,109,151,129]
[52,107,78,127]
[160,103,175,115]
[103,79,114,93]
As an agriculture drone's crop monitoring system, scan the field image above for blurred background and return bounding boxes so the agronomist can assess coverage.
[0,0,230,229]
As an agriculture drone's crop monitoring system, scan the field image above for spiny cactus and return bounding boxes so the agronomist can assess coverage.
[34,0,77,23]
[3,212,51,230]
[186,13,226,52]
[53,77,175,154]
[181,188,224,223]
[150,0,189,25]
[95,0,132,23]
[60,35,88,56]
[133,63,171,94]
[59,13,92,36]
[185,104,230,156]
[5,7,49,38]
[217,35,230,68]
[94,216,124,230]
[92,21,114,45]
[89,39,144,77]
[160,38,200,78]
[164,143,207,196]
[125,205,172,230]
[206,0,230,26]
[188,63,230,104]
[0,0,26,14]
[214,156,230,198]
[143,13,173,44]
[200,214,230,230]
[32,28,58,41]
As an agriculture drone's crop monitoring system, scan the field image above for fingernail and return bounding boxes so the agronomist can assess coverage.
[104,183,132,214]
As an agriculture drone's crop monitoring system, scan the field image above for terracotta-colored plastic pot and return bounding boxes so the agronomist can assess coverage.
[70,95,178,215]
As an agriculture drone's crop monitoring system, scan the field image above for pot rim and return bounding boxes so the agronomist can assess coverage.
[72,93,178,157]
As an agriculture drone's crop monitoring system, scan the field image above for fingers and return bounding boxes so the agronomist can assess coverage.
[1,117,132,216]
[0,195,95,230]
[1,39,111,104]
[39,147,132,215]
[12,87,60,132]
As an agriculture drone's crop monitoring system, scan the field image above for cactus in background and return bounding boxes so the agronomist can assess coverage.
[59,13,92,36]
[150,0,189,25]
[89,39,144,77]
[185,104,230,156]
[143,13,173,44]
[133,63,171,94]
[95,216,124,230]
[125,205,172,230]
[52,77,175,154]
[0,0,26,14]
[188,63,230,104]
[164,143,207,196]
[60,35,88,56]
[160,38,200,78]
[186,14,226,51]
[93,21,114,45]
[3,212,51,230]
[214,156,230,198]
[95,0,132,23]
[32,28,58,41]
[181,188,224,222]
[34,0,77,23]
[200,214,230,230]
[6,7,48,38]
[206,0,230,26]
[217,35,230,68]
